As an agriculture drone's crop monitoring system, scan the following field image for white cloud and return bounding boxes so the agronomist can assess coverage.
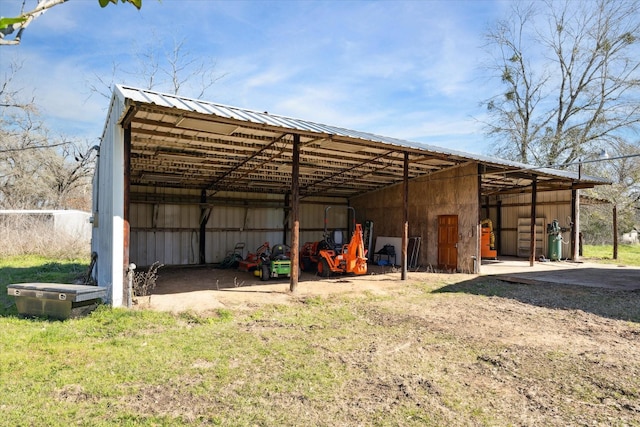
[6,49,107,139]
[1,0,505,154]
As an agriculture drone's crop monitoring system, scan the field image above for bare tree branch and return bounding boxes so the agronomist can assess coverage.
[89,34,227,101]
[482,0,640,167]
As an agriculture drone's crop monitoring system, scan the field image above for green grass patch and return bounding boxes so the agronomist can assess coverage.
[0,255,90,316]
[582,244,640,266]
[1,257,639,426]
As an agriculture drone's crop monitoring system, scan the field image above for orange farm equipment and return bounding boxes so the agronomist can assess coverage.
[237,242,270,272]
[299,206,368,277]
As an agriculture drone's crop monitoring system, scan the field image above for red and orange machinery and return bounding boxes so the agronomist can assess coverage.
[238,242,267,272]
[299,207,368,277]
[481,219,497,259]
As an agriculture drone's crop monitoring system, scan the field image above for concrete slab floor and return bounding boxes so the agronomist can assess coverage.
[481,257,640,291]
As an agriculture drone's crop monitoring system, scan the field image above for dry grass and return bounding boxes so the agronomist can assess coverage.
[0,216,89,259]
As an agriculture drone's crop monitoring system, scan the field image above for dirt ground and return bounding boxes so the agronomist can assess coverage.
[145,259,640,312]
[136,260,640,425]
[147,263,455,311]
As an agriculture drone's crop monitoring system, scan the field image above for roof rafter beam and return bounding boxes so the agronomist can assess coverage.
[206,132,290,192]
[303,149,397,195]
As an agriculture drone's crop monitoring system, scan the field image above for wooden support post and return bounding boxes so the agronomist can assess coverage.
[570,186,578,260]
[496,199,502,256]
[283,192,290,245]
[579,232,583,256]
[123,126,132,304]
[484,196,490,220]
[199,190,207,265]
[613,204,618,260]
[477,164,483,274]
[402,152,409,280]
[529,177,537,267]
[289,134,300,292]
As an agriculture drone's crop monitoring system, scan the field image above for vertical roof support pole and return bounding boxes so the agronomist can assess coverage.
[401,152,409,280]
[199,190,208,265]
[570,186,578,261]
[529,176,537,267]
[289,134,301,292]
[496,199,502,256]
[476,164,483,274]
[123,125,132,305]
[283,192,290,245]
[613,204,618,260]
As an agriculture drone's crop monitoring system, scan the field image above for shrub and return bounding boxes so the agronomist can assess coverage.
[132,261,164,296]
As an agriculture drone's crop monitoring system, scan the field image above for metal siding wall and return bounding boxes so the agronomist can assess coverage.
[205,206,286,263]
[299,203,324,244]
[207,205,243,263]
[127,190,349,265]
[130,203,148,264]
[129,202,200,266]
[301,200,350,241]
[498,191,572,258]
[145,232,156,265]
[500,210,516,257]
[91,92,126,305]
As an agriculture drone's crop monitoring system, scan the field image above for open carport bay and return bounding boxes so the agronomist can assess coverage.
[142,259,640,313]
[92,85,609,306]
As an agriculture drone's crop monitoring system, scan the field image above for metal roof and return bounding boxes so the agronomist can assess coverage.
[111,85,608,199]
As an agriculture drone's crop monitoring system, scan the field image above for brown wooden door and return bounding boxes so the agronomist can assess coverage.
[438,215,458,271]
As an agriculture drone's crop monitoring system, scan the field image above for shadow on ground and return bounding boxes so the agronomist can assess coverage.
[434,276,640,323]
[492,266,639,291]
[150,264,398,294]
[151,264,306,294]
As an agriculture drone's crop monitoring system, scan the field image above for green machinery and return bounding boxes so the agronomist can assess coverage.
[546,219,569,261]
[258,243,291,281]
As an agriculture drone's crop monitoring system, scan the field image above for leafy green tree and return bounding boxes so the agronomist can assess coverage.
[1,0,144,46]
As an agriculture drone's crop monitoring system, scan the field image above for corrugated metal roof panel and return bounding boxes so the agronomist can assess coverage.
[114,85,609,187]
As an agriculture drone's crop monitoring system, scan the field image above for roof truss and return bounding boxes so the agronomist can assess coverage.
[116,92,604,201]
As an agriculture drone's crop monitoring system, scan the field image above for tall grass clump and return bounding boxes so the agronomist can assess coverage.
[0,215,90,259]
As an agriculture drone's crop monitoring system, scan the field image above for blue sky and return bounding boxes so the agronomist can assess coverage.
[1,0,508,154]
